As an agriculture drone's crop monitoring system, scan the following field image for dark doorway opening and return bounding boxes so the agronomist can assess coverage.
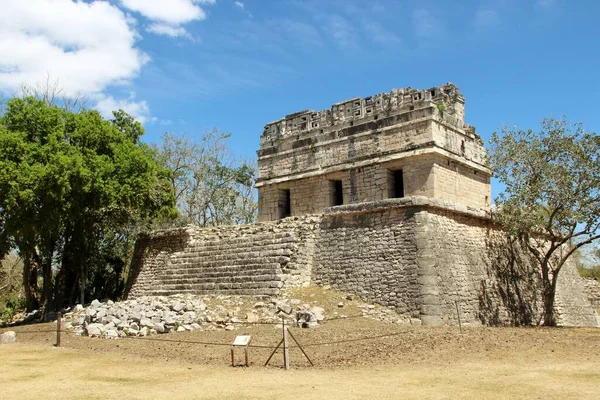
[278,189,291,219]
[331,180,344,206]
[389,169,404,198]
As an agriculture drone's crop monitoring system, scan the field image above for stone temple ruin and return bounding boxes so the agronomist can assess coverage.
[256,83,489,220]
[127,83,597,327]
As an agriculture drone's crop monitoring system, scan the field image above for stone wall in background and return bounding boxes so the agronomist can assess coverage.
[127,197,598,327]
[583,278,600,309]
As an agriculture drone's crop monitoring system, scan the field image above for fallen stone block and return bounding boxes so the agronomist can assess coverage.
[0,331,16,344]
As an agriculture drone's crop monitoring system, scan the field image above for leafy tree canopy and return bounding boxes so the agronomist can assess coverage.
[0,97,176,313]
[489,117,600,325]
[153,130,258,228]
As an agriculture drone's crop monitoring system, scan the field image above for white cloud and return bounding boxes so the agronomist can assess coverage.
[119,0,215,37]
[269,19,324,48]
[233,1,253,18]
[147,23,189,38]
[95,93,154,124]
[342,3,401,46]
[0,0,148,97]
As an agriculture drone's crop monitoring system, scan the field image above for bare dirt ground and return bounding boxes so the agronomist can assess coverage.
[1,287,599,399]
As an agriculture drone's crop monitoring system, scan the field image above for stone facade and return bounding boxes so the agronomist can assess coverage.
[127,197,597,327]
[126,84,597,327]
[127,217,319,298]
[257,83,491,221]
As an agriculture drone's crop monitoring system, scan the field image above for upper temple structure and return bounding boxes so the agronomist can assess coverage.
[256,83,491,221]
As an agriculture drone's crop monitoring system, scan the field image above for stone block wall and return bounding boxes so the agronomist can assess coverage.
[312,197,597,327]
[257,150,489,221]
[128,197,597,327]
[429,155,491,208]
[314,202,421,318]
[411,206,537,326]
[127,217,319,298]
[410,206,595,327]
[583,278,600,308]
[256,84,492,222]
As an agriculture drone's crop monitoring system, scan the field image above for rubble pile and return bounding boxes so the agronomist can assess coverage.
[63,295,329,339]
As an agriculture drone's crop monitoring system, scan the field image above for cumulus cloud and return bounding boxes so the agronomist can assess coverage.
[0,0,148,97]
[119,0,216,37]
[234,1,245,10]
[147,23,189,38]
[95,93,154,124]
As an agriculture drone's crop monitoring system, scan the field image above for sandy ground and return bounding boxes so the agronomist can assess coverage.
[1,323,599,399]
[1,339,599,400]
[2,288,599,399]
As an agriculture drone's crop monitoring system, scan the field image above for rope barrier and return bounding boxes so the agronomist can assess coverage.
[0,329,60,334]
[2,312,407,352]
[2,326,410,350]
[301,330,408,347]
[112,333,278,349]
[225,313,368,325]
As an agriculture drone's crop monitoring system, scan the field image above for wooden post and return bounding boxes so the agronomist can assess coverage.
[282,317,289,370]
[244,346,249,367]
[80,265,85,305]
[287,328,314,366]
[56,311,62,347]
[264,338,283,366]
[231,348,234,367]
[455,300,463,334]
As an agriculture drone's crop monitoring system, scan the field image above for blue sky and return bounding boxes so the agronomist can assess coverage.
[1,0,599,200]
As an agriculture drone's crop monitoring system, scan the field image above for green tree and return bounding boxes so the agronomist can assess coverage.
[575,245,600,280]
[0,97,176,313]
[489,117,600,326]
[154,130,258,227]
[0,253,24,322]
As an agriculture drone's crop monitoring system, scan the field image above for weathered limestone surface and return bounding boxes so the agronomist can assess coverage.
[128,197,597,327]
[257,84,491,221]
[583,278,600,308]
[555,267,600,326]
[127,217,319,298]
[0,331,16,344]
[314,202,420,318]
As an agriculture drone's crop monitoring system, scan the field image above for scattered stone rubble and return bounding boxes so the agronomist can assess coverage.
[0,331,16,344]
[63,294,319,339]
[62,292,408,339]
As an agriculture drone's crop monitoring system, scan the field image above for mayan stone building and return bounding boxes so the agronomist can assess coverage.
[256,83,490,221]
[127,84,597,327]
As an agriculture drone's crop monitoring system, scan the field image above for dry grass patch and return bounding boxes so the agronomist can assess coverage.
[1,326,599,399]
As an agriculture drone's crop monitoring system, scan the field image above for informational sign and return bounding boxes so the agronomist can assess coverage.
[232,335,251,346]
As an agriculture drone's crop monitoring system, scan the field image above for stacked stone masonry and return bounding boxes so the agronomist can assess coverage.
[128,197,598,327]
[257,83,491,222]
[127,217,319,298]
